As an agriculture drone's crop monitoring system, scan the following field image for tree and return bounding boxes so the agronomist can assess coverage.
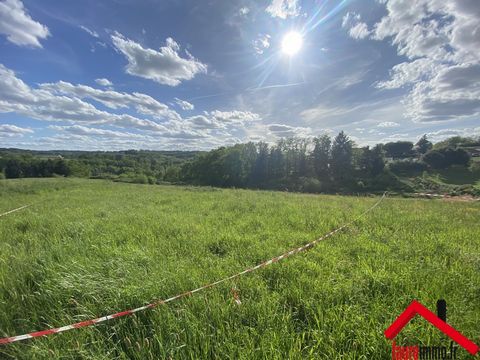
[268,143,285,180]
[415,135,432,154]
[5,159,23,178]
[422,147,470,169]
[422,150,446,169]
[250,142,268,186]
[330,131,353,182]
[383,141,414,159]
[358,145,385,176]
[312,135,331,179]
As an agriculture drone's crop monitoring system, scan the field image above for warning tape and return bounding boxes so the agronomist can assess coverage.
[0,205,31,218]
[0,193,386,345]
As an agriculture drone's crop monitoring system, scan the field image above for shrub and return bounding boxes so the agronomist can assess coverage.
[388,160,427,174]
[422,147,470,169]
[299,177,323,193]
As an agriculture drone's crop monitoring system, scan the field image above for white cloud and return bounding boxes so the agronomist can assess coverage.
[266,0,299,19]
[342,12,370,40]
[267,123,312,138]
[239,7,250,16]
[186,115,219,129]
[174,98,194,111]
[80,25,99,38]
[0,124,33,137]
[377,121,400,128]
[208,110,261,124]
[40,80,181,121]
[0,0,49,47]
[253,34,271,54]
[349,22,370,40]
[0,63,176,132]
[426,127,480,142]
[49,125,146,139]
[94,78,113,87]
[355,0,480,122]
[0,63,270,149]
[111,32,207,86]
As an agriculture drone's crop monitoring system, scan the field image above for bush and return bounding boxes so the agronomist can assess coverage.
[388,160,427,174]
[422,147,470,169]
[299,177,323,193]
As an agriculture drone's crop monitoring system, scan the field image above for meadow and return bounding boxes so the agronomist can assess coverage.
[0,178,479,359]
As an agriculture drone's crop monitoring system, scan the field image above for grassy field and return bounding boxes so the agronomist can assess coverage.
[0,179,479,359]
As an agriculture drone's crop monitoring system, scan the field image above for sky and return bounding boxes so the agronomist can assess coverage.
[0,0,479,151]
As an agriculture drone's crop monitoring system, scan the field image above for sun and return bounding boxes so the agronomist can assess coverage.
[281,31,303,56]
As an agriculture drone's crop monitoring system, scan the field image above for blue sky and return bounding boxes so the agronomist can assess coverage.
[0,0,479,150]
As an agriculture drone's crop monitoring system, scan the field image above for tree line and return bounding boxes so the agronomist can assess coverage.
[181,132,474,192]
[1,133,477,194]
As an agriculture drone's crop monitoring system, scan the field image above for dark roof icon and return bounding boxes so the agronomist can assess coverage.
[384,300,478,355]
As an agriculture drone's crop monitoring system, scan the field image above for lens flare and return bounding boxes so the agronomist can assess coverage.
[281,31,303,56]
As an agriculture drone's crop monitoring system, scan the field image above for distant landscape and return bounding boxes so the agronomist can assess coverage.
[2,133,479,196]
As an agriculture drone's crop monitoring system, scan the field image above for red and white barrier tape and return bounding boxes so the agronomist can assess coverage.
[0,205,31,218]
[0,193,386,345]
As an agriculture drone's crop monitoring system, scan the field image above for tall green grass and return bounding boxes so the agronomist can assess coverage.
[0,178,479,359]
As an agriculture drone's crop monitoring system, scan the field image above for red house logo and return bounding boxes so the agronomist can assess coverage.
[385,300,478,358]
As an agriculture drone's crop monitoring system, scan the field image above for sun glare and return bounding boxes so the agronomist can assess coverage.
[281,31,303,56]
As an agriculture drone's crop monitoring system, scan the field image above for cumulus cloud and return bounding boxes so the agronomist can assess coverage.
[174,98,194,111]
[94,78,112,87]
[0,63,178,133]
[40,80,181,121]
[49,124,147,139]
[342,12,370,40]
[209,110,261,124]
[267,123,311,138]
[253,34,271,54]
[349,22,370,40]
[0,63,269,149]
[0,123,33,137]
[186,115,219,129]
[111,32,207,86]
[425,127,480,143]
[266,0,299,19]
[0,0,49,47]
[239,7,250,16]
[377,121,400,128]
[352,0,480,122]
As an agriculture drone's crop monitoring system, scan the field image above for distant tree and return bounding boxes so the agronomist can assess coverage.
[443,148,470,167]
[5,159,23,178]
[433,136,479,150]
[358,145,385,176]
[312,135,331,179]
[422,147,470,169]
[415,135,433,154]
[268,143,285,180]
[422,150,446,169]
[330,131,353,182]
[251,142,268,185]
[383,141,414,159]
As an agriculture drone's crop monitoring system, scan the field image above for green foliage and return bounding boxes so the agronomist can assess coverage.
[312,135,331,179]
[0,149,198,183]
[388,159,427,175]
[422,147,470,169]
[414,135,433,154]
[182,132,360,193]
[383,141,414,159]
[330,131,353,183]
[433,136,480,150]
[0,179,479,359]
